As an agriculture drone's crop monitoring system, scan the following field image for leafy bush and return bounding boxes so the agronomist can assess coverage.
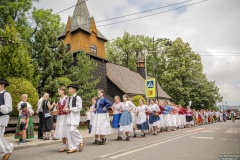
[132,95,146,107]
[6,78,39,116]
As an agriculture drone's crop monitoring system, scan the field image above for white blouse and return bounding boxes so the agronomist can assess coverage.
[121,101,135,111]
[112,102,122,114]
[136,105,148,124]
[148,104,160,112]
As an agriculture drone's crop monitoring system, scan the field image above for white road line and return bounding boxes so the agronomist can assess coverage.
[190,136,214,140]
[201,130,214,133]
[225,128,240,133]
[99,132,196,159]
[221,138,228,141]
[186,128,205,133]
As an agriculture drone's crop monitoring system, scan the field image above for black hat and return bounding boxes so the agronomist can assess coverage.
[0,78,9,86]
[20,103,27,109]
[67,84,79,90]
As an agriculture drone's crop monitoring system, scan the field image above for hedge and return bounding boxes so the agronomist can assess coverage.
[132,95,146,107]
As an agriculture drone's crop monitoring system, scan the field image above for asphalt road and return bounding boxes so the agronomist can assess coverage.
[10,120,240,160]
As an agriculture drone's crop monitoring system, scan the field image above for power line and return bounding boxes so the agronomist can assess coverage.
[54,0,88,15]
[97,0,207,27]
[57,0,207,29]
[95,0,197,23]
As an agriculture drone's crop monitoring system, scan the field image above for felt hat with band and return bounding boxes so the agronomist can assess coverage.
[0,78,9,86]
[67,84,79,90]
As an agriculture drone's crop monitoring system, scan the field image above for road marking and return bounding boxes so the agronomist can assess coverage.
[225,128,240,133]
[201,130,213,133]
[221,138,228,141]
[190,136,214,140]
[99,132,197,159]
[186,128,205,133]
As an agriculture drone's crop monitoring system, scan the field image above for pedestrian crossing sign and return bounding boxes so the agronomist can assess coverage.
[145,78,156,98]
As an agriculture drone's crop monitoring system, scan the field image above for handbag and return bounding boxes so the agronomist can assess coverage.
[44,113,51,118]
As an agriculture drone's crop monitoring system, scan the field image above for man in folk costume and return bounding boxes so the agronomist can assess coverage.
[0,79,13,160]
[64,84,84,154]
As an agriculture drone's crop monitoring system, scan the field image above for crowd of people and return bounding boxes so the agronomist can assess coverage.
[0,78,229,159]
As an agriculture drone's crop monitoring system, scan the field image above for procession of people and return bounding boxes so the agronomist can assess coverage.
[0,78,231,159]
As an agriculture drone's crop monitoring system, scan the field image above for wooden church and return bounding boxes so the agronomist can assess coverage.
[58,0,171,102]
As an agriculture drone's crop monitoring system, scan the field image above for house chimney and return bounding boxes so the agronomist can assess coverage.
[136,52,146,79]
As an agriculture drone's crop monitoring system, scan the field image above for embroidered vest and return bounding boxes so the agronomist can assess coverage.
[68,95,78,108]
[0,91,10,116]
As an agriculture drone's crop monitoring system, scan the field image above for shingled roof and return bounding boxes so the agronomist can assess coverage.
[58,0,107,41]
[106,63,171,100]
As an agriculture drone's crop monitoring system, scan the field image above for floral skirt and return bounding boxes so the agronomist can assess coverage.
[15,116,34,139]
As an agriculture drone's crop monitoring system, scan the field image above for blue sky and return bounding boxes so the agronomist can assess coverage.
[34,0,240,105]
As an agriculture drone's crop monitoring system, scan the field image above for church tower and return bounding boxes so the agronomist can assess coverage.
[58,0,108,59]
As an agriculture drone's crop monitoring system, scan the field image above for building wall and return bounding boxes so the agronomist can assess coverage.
[107,78,124,101]
[62,31,106,59]
[92,57,108,91]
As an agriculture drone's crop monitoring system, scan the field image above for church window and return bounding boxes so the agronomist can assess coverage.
[90,44,97,54]
[66,44,71,51]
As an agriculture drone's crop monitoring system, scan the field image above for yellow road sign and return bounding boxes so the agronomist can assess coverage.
[145,78,156,98]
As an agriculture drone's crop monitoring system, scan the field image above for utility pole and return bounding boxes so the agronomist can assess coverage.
[153,37,159,100]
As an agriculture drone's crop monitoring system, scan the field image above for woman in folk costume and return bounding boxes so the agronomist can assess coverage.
[64,84,84,153]
[53,87,68,152]
[175,105,181,129]
[91,89,112,145]
[204,109,209,124]
[130,100,137,138]
[0,79,13,160]
[200,110,205,124]
[162,101,173,132]
[136,99,149,137]
[219,111,223,122]
[158,102,165,132]
[193,109,198,126]
[111,96,123,140]
[198,110,203,125]
[41,93,56,140]
[154,100,162,133]
[119,94,135,141]
[186,106,194,127]
[148,99,160,135]
[15,94,34,142]
[170,103,178,131]
[89,97,97,134]
[178,105,186,129]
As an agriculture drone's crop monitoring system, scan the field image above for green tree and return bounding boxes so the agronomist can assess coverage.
[158,38,222,108]
[67,52,100,105]
[106,32,153,71]
[0,0,37,40]
[30,8,72,93]
[0,25,35,84]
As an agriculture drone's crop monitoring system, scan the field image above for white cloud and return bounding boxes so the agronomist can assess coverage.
[34,0,240,105]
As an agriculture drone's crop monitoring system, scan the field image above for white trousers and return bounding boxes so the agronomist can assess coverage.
[67,125,83,151]
[0,126,13,156]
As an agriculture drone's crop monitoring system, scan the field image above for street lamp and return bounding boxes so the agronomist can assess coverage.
[151,37,171,99]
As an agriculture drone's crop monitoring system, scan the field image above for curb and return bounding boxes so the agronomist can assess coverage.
[13,135,96,151]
